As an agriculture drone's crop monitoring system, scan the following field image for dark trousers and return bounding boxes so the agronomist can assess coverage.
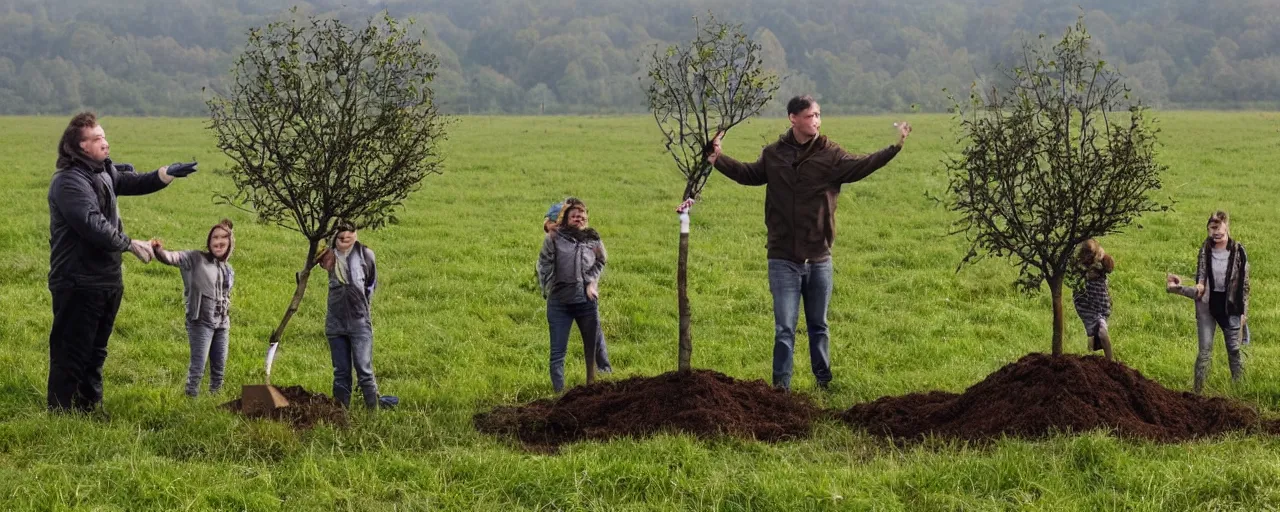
[48,286,123,412]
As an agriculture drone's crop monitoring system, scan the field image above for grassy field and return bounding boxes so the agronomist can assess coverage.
[2,111,1280,510]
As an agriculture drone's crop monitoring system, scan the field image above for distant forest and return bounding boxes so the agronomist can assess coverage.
[2,0,1278,115]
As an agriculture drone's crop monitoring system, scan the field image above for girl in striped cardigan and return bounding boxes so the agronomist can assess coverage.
[1167,211,1249,394]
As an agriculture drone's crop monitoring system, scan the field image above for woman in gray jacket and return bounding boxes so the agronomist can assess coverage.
[537,197,607,392]
[152,219,235,397]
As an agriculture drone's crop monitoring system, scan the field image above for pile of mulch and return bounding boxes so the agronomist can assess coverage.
[223,385,349,430]
[474,369,821,451]
[843,353,1267,444]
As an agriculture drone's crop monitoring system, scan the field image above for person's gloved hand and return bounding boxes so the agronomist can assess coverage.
[114,163,135,173]
[166,161,199,177]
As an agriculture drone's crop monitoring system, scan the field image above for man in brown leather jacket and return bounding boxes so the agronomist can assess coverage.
[708,95,911,391]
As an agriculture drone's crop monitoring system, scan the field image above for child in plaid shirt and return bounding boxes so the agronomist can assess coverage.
[1072,239,1114,360]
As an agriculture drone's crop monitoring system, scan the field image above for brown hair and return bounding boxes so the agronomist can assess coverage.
[1099,253,1115,273]
[557,197,588,228]
[1207,210,1229,227]
[1075,239,1114,274]
[56,111,99,170]
[207,219,235,261]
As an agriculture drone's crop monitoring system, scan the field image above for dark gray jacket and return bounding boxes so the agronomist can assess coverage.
[537,227,606,304]
[48,158,167,289]
[325,242,377,336]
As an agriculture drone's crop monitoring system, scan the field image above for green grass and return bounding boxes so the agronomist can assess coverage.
[2,111,1280,510]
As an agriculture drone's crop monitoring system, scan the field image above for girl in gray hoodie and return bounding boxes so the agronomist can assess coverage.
[152,219,235,397]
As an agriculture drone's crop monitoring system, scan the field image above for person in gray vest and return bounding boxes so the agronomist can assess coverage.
[316,222,381,408]
[152,219,236,397]
[47,111,197,413]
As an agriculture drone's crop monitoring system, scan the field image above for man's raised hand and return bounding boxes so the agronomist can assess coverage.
[705,131,724,165]
[893,121,912,146]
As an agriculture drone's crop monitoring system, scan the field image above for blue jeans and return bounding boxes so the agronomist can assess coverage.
[767,259,834,389]
[328,329,379,408]
[547,298,609,392]
[184,321,228,397]
[1194,292,1243,393]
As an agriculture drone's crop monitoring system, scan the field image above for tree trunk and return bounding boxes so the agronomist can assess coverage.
[268,239,322,347]
[677,212,692,372]
[1050,273,1065,356]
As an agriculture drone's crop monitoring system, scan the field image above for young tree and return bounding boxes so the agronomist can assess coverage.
[941,18,1167,355]
[643,13,779,372]
[206,11,445,367]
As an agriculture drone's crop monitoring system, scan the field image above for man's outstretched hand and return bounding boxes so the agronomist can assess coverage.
[166,161,198,177]
[158,161,198,184]
[894,122,913,146]
[705,131,724,165]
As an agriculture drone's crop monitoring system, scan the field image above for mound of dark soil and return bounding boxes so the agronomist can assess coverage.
[843,353,1262,444]
[475,370,820,451]
[223,385,348,430]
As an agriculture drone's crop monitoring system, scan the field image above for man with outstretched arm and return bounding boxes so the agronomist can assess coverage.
[47,111,198,413]
[707,95,912,391]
